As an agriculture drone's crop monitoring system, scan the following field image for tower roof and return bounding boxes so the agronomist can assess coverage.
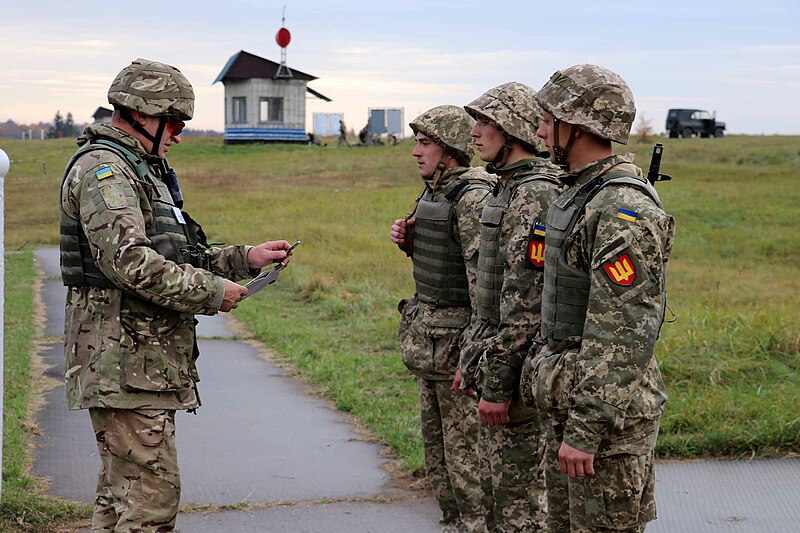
[214,50,317,83]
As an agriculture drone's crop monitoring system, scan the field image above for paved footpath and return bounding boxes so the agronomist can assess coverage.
[32,248,800,532]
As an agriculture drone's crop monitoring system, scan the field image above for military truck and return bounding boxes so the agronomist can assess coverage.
[666,109,726,138]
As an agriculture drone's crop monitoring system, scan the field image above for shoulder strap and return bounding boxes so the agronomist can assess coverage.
[444,179,471,202]
[90,139,151,179]
[581,170,662,208]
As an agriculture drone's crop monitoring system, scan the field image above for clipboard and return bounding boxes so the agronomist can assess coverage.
[242,240,300,297]
[243,263,285,297]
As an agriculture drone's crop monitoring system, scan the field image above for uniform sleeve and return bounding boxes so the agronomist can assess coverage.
[208,244,260,281]
[454,185,492,348]
[563,188,675,454]
[481,181,561,402]
[69,156,226,315]
[455,186,491,304]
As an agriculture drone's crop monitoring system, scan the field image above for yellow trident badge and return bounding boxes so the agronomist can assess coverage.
[603,253,636,286]
[527,222,547,268]
[527,241,545,268]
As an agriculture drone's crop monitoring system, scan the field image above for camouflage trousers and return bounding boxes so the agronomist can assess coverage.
[418,378,488,533]
[88,408,180,533]
[481,418,547,532]
[542,419,658,532]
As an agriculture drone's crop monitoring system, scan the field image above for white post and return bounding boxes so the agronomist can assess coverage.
[0,148,9,501]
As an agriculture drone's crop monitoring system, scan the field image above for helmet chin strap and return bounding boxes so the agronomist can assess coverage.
[552,118,578,171]
[486,140,513,173]
[121,109,167,157]
[424,153,452,190]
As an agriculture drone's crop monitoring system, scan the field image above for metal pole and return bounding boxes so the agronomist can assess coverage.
[0,148,10,501]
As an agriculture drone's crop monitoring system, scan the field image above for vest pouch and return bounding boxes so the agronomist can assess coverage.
[424,306,470,377]
[546,202,578,232]
[119,308,194,392]
[480,205,504,228]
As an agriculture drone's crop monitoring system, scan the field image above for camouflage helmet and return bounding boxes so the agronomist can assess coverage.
[535,64,635,144]
[409,105,476,165]
[464,82,542,146]
[108,58,195,120]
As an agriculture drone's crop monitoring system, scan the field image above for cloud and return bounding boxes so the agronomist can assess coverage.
[741,44,800,53]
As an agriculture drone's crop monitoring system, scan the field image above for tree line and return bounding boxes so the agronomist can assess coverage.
[0,111,84,139]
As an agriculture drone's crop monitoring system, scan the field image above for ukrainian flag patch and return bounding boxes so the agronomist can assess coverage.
[95,166,114,180]
[532,224,546,237]
[617,208,637,222]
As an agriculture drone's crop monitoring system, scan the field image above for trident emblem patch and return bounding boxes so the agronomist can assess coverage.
[603,253,636,286]
[527,222,546,269]
[527,240,545,268]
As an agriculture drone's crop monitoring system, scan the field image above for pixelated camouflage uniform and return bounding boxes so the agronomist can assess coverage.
[521,64,676,532]
[459,82,566,532]
[524,154,674,532]
[457,157,563,532]
[399,164,494,533]
[61,120,257,531]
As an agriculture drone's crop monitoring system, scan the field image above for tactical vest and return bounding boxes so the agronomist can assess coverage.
[60,139,200,288]
[475,166,562,322]
[540,172,662,344]
[412,177,490,307]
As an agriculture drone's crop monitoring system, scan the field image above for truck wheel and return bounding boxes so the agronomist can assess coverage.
[682,128,692,138]
[715,128,725,138]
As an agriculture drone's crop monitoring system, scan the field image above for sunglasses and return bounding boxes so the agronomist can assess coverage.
[166,118,185,136]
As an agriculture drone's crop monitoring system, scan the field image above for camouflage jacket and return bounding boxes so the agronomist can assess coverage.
[460,158,564,400]
[61,124,257,411]
[399,166,494,380]
[543,154,675,455]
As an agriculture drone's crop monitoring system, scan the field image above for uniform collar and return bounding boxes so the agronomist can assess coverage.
[568,153,637,188]
[488,156,546,178]
[77,123,160,164]
[428,165,469,194]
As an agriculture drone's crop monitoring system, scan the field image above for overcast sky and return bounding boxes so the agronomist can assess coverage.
[1,0,798,135]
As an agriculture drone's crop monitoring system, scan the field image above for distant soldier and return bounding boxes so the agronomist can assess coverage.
[338,119,351,146]
[359,123,369,145]
[391,105,494,532]
[457,82,565,532]
[307,132,322,146]
[522,64,676,532]
[59,58,293,532]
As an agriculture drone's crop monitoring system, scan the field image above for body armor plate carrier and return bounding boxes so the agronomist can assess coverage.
[540,172,662,344]
[412,178,490,307]
[476,169,562,322]
[60,139,210,288]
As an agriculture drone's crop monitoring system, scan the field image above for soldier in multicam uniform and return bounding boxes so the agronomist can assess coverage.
[521,64,676,532]
[455,82,565,532]
[391,105,494,533]
[60,58,293,532]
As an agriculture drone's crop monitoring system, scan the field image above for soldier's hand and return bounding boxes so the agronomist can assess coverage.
[558,442,595,478]
[391,218,415,256]
[479,398,510,426]
[390,218,408,245]
[220,279,248,312]
[248,240,292,269]
[451,369,476,395]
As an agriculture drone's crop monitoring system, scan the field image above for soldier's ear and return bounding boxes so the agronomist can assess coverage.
[132,112,149,126]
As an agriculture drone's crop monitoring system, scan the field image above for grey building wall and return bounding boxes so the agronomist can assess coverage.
[223,78,307,131]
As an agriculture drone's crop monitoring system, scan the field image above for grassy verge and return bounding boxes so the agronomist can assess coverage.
[1,135,798,482]
[1,252,90,531]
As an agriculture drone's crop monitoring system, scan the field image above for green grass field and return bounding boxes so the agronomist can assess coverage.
[2,133,799,527]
